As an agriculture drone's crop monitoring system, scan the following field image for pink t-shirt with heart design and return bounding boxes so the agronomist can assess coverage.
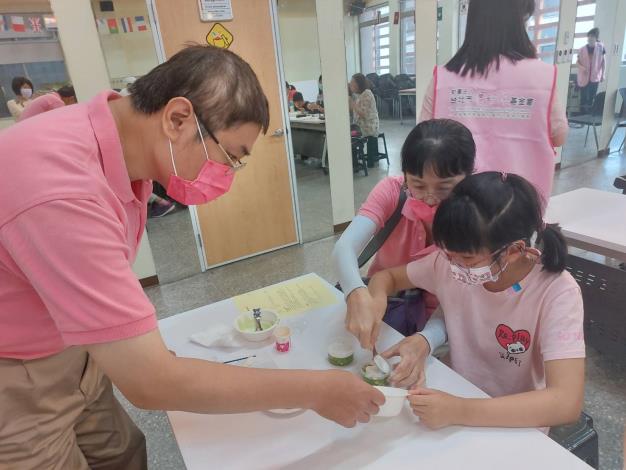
[407,251,585,398]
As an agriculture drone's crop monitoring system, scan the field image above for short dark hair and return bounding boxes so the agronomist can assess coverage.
[401,119,475,178]
[12,76,34,95]
[57,85,75,98]
[292,92,304,102]
[587,27,600,38]
[446,0,537,77]
[433,172,568,273]
[351,73,370,93]
[130,45,269,134]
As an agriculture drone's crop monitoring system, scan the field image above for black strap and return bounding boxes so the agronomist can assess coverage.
[357,189,407,268]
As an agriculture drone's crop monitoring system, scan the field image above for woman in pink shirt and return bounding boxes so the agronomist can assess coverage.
[419,0,568,203]
[335,119,476,349]
[367,172,585,430]
[576,27,606,112]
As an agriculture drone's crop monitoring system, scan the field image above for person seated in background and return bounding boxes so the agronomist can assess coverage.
[6,76,34,120]
[293,92,323,114]
[18,85,77,122]
[349,73,379,167]
[316,75,324,112]
[286,81,297,102]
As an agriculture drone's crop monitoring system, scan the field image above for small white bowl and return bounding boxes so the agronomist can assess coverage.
[374,386,408,417]
[233,310,279,342]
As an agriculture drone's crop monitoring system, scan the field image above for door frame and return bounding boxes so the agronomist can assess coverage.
[145,0,302,272]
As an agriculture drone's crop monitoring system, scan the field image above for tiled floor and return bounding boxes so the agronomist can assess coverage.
[135,125,626,470]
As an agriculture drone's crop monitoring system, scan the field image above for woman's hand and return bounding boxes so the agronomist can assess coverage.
[345,287,387,350]
[408,388,464,429]
[381,334,430,388]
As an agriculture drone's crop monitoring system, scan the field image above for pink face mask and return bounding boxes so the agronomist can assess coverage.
[166,116,235,205]
[404,197,438,224]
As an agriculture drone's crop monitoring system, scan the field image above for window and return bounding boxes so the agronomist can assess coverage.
[400,0,415,75]
[359,3,391,75]
[0,12,70,118]
[526,0,561,64]
[572,0,596,64]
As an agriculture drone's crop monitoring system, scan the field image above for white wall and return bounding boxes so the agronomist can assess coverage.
[437,0,459,65]
[277,0,321,84]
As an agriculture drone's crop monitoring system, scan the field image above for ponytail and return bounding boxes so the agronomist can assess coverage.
[536,223,568,273]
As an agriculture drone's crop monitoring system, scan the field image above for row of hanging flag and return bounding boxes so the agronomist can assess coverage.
[0,15,46,34]
[95,16,149,35]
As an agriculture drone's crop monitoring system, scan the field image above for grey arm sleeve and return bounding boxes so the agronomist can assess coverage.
[332,215,378,298]
[417,306,447,353]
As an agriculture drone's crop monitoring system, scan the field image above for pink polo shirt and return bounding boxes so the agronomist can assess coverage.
[0,90,156,360]
[358,176,438,313]
[407,251,585,398]
[18,92,65,121]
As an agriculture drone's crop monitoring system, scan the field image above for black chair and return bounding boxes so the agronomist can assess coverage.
[549,412,599,469]
[568,92,605,151]
[377,73,399,118]
[377,133,390,166]
[608,87,626,153]
[350,124,368,176]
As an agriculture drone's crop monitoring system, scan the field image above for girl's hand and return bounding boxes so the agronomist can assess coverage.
[345,288,386,350]
[381,335,430,388]
[408,387,464,429]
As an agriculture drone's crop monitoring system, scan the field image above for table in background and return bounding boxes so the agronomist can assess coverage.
[289,116,327,170]
[546,188,626,357]
[159,275,590,470]
[546,188,626,262]
[398,87,416,125]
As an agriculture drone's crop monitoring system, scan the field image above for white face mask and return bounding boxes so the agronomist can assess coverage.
[20,88,33,99]
[450,259,508,286]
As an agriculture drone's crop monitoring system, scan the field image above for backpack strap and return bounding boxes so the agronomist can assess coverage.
[357,187,407,268]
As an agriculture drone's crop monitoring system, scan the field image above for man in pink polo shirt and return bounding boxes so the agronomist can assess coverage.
[0,45,383,469]
[17,85,77,121]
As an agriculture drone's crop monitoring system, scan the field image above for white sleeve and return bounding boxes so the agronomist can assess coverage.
[332,215,378,298]
[417,306,447,353]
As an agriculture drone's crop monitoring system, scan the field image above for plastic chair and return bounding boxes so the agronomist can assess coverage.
[568,92,605,150]
[377,132,390,166]
[377,73,400,118]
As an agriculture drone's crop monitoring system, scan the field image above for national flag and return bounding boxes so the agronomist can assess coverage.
[28,17,42,33]
[135,16,148,32]
[11,16,25,33]
[0,15,10,32]
[107,18,118,34]
[120,17,133,33]
[96,18,109,35]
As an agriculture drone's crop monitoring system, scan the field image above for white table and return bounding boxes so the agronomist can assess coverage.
[398,87,416,125]
[546,187,626,262]
[289,116,328,170]
[159,275,591,470]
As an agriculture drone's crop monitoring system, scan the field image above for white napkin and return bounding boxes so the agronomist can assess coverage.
[189,324,247,349]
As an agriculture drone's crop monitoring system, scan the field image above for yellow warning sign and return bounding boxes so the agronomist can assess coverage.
[206,23,233,49]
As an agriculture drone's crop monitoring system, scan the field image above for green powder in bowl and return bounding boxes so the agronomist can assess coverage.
[236,316,275,332]
[327,340,354,367]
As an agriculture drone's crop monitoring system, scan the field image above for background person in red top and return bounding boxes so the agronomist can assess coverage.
[0,45,383,470]
[17,85,77,121]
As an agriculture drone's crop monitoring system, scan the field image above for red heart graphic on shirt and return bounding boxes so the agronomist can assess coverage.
[495,324,531,352]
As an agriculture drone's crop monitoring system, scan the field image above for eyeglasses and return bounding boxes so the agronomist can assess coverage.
[198,119,248,175]
[405,186,454,204]
[442,245,509,270]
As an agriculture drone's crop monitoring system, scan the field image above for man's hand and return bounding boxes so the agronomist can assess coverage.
[345,288,387,350]
[408,387,464,430]
[311,370,385,427]
[381,334,430,388]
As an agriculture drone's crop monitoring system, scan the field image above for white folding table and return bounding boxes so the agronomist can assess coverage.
[546,187,626,262]
[159,275,591,470]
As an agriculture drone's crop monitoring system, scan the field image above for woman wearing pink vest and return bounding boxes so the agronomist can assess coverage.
[420,0,568,204]
[577,27,606,112]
